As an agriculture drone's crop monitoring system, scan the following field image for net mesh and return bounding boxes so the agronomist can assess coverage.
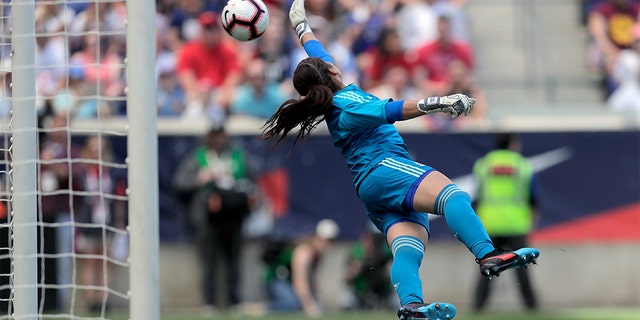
[1,0,131,318]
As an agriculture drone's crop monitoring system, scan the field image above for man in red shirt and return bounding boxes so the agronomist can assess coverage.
[176,11,241,120]
[414,15,474,95]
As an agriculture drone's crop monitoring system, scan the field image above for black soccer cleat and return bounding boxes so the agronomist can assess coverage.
[397,302,456,320]
[476,247,540,278]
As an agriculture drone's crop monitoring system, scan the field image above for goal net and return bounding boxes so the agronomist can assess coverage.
[1,0,158,318]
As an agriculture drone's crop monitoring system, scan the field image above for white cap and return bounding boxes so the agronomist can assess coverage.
[315,219,339,240]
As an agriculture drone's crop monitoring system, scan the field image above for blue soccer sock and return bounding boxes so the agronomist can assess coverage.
[434,184,494,259]
[390,236,425,306]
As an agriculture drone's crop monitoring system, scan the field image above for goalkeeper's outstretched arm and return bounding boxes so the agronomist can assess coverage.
[289,0,335,64]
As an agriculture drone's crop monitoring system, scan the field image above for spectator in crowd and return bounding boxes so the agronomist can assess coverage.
[35,0,75,110]
[580,0,608,25]
[472,133,539,312]
[231,58,290,119]
[607,48,640,114]
[52,67,103,119]
[75,135,127,313]
[157,64,186,117]
[69,34,125,117]
[304,0,336,23]
[68,2,126,54]
[395,0,438,52]
[165,0,218,44]
[359,26,417,91]
[36,0,76,35]
[156,0,182,53]
[343,222,394,310]
[173,125,257,314]
[414,14,475,95]
[155,12,185,118]
[262,219,339,317]
[430,0,470,42]
[39,113,83,312]
[176,11,242,122]
[155,7,179,80]
[587,0,640,98]
[349,0,396,55]
[369,65,421,101]
[422,59,487,131]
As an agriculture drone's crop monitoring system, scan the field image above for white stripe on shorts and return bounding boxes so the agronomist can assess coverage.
[380,158,426,178]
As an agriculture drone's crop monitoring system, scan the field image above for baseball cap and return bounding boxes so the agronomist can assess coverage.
[315,219,340,240]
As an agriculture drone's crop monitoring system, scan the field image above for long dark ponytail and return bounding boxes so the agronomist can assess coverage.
[262,57,341,148]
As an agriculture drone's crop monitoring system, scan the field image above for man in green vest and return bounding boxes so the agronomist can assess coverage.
[472,133,539,311]
[173,124,257,314]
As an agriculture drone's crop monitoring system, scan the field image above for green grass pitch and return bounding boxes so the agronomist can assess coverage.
[139,308,639,320]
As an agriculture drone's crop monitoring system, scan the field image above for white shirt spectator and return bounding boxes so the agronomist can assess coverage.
[431,0,470,41]
[395,0,438,52]
[607,49,640,115]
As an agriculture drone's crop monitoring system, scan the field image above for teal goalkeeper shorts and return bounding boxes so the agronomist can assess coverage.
[357,156,433,236]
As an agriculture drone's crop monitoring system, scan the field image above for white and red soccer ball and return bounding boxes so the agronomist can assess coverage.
[220,0,270,42]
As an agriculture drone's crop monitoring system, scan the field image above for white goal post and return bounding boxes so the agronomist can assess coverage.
[11,0,39,317]
[5,0,159,318]
[125,0,160,318]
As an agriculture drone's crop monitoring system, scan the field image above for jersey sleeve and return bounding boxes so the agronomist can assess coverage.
[303,40,335,64]
[335,96,392,131]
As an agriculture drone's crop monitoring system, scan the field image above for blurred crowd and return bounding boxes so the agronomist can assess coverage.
[157,0,488,131]
[36,113,128,313]
[0,0,490,132]
[1,0,639,130]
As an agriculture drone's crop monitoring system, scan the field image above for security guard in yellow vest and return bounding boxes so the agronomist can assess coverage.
[472,133,539,311]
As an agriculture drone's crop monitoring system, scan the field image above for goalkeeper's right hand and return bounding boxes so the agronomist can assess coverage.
[289,0,312,43]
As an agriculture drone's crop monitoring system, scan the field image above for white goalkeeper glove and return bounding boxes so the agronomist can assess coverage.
[289,0,312,43]
[417,94,476,118]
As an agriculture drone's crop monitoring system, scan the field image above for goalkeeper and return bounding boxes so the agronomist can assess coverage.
[262,0,541,319]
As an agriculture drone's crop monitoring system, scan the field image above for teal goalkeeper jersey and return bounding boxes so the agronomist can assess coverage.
[325,84,412,191]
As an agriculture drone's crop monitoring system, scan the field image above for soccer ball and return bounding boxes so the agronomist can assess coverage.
[220,0,269,42]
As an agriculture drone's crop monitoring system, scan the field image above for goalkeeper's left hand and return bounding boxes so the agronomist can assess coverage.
[417,94,476,118]
[289,0,312,43]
